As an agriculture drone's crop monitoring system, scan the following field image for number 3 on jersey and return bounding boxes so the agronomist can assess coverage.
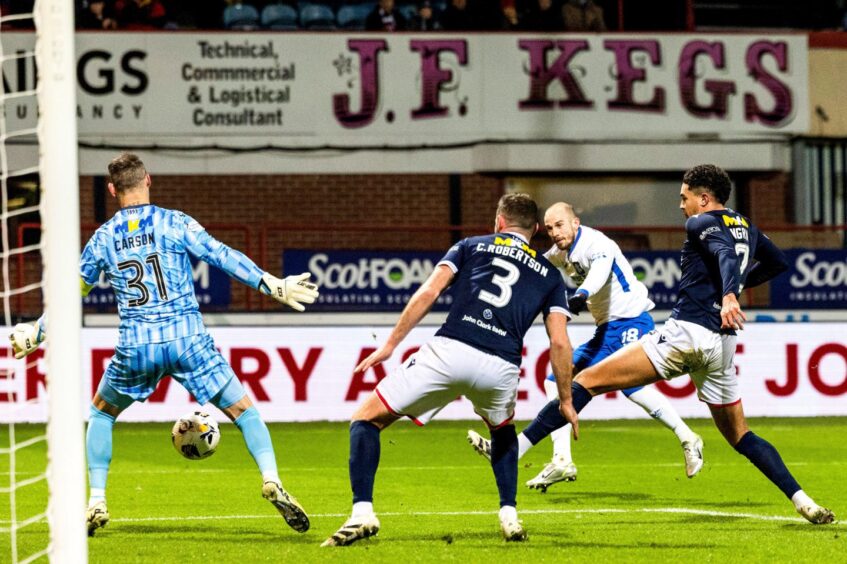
[117,253,169,307]
[479,257,520,308]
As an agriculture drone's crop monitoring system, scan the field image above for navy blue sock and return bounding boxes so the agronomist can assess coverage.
[349,420,381,504]
[572,381,593,412]
[734,431,801,499]
[490,424,518,507]
[523,382,593,445]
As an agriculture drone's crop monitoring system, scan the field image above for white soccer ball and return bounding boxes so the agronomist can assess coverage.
[171,411,220,460]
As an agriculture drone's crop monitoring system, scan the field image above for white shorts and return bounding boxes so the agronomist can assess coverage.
[375,336,520,427]
[640,318,739,406]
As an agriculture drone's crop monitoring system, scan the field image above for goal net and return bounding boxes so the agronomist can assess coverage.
[0,1,86,562]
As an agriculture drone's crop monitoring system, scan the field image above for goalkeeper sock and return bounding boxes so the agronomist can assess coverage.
[86,406,115,501]
[234,407,279,484]
[349,420,381,504]
[734,431,801,499]
[490,424,518,508]
[522,383,593,445]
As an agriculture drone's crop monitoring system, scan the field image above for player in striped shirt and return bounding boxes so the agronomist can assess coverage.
[10,153,320,536]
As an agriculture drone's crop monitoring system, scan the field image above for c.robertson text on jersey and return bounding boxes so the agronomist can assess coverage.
[475,243,549,276]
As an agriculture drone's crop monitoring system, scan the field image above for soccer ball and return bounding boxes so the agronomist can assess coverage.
[171,411,220,460]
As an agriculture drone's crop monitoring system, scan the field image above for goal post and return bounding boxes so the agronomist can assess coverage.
[35,0,88,561]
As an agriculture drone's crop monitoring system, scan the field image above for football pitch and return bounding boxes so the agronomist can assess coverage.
[3,417,845,563]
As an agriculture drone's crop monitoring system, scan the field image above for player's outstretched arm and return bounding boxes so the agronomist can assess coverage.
[259,272,320,312]
[546,311,578,439]
[9,317,46,359]
[355,265,454,373]
[181,219,320,311]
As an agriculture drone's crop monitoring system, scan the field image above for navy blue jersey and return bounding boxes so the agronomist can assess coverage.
[435,232,570,366]
[672,209,786,334]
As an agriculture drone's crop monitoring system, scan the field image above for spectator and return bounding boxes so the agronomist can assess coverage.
[472,0,505,29]
[78,0,118,29]
[521,0,564,31]
[365,0,407,31]
[500,0,520,30]
[440,0,474,31]
[115,0,167,30]
[408,0,439,31]
[562,0,606,32]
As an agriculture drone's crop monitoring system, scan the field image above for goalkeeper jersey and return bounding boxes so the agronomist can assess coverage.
[80,204,264,345]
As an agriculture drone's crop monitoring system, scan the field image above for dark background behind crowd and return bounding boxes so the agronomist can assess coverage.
[0,0,845,32]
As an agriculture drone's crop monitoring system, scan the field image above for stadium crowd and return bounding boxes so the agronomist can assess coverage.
[67,0,611,32]
[0,0,843,31]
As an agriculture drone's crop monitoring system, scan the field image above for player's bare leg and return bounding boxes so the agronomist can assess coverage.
[575,342,661,394]
[709,401,835,524]
[484,343,661,490]
[220,394,310,533]
[579,345,706,476]
[323,393,400,547]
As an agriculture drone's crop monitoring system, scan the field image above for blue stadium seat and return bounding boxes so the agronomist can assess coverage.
[223,3,261,30]
[299,3,336,30]
[336,3,371,30]
[261,3,299,30]
[397,2,418,24]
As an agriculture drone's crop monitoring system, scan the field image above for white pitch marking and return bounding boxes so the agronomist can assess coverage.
[0,507,830,526]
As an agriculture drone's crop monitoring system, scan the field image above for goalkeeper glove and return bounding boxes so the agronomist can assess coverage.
[9,320,45,359]
[260,272,319,312]
[567,291,588,315]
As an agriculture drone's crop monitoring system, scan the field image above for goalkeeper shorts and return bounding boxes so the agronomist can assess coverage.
[100,332,236,406]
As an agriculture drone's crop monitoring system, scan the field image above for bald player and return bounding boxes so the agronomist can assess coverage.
[469,202,703,491]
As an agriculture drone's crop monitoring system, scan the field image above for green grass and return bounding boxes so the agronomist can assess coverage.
[2,418,845,563]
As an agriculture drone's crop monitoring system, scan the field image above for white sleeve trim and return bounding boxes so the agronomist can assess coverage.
[437,260,459,273]
[548,306,573,320]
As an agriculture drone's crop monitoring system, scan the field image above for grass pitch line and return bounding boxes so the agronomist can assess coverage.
[93,507,841,526]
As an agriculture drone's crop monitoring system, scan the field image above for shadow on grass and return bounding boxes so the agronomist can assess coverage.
[98,524,318,544]
[541,491,655,503]
[545,539,724,550]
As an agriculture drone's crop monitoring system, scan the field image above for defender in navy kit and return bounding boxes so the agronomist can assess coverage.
[322,194,576,546]
[505,165,834,525]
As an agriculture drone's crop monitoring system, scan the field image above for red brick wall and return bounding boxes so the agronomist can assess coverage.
[15,173,506,316]
[747,172,791,225]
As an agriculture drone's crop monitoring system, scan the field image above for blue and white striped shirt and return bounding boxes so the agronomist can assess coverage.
[80,205,264,345]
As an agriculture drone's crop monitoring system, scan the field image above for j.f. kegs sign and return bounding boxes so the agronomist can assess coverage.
[771,249,847,309]
[0,32,808,143]
[83,258,231,311]
[283,250,454,311]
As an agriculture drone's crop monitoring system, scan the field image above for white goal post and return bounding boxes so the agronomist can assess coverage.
[35,0,87,561]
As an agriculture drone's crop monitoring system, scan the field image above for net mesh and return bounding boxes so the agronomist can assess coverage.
[0,5,51,563]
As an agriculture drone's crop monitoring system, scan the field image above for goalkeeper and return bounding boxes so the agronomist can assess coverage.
[10,153,319,537]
